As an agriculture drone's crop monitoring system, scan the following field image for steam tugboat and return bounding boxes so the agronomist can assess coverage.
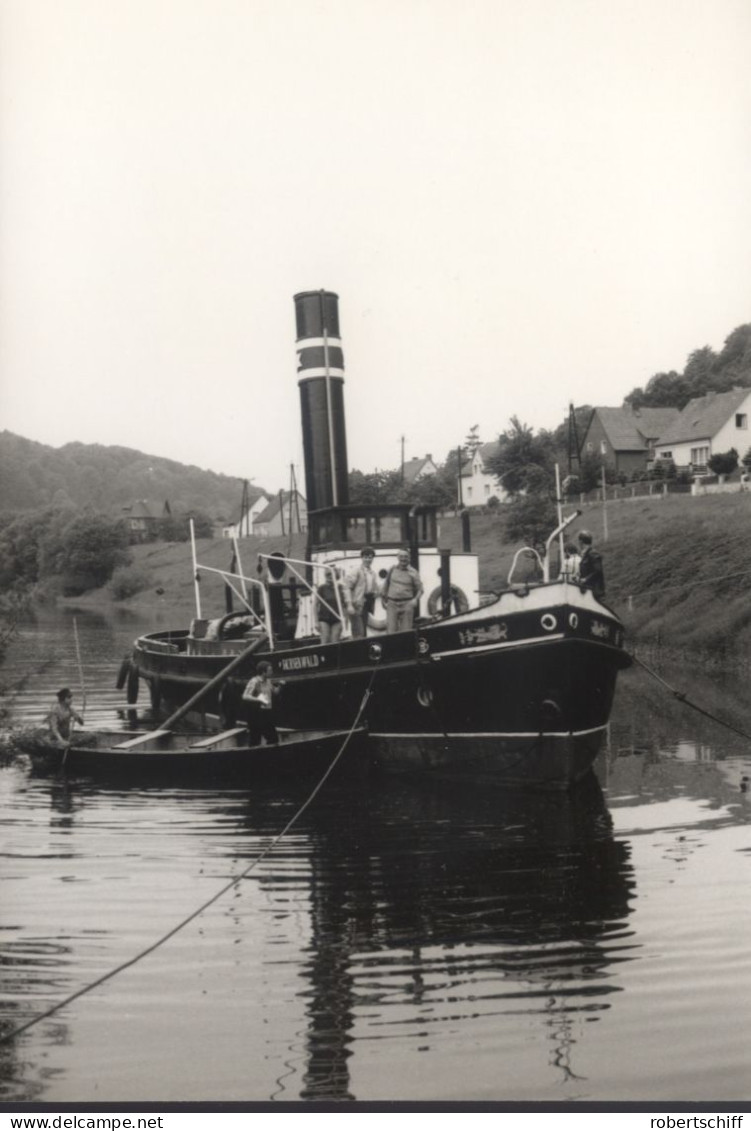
[126,290,630,788]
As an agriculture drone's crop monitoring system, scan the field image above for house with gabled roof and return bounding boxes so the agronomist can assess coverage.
[459,440,509,507]
[401,454,438,483]
[121,499,171,543]
[222,493,270,539]
[652,386,751,473]
[580,406,680,477]
[252,490,307,537]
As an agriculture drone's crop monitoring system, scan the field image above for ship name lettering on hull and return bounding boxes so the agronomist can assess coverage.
[458,622,508,647]
[280,654,321,671]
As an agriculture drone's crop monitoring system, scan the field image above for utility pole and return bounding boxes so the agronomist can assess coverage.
[601,464,608,542]
[567,403,582,478]
[456,446,464,511]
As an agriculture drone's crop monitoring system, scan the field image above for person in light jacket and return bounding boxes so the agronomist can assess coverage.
[346,547,382,638]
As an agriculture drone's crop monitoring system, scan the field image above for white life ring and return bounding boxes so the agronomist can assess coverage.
[427,585,469,617]
[367,610,388,631]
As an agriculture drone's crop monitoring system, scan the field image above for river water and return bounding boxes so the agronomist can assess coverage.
[1,607,750,1105]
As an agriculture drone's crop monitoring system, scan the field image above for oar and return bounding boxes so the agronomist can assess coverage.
[63,618,87,768]
[72,617,87,722]
[156,637,268,732]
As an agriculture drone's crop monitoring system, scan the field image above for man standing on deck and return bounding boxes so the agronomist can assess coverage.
[382,548,424,633]
[577,530,605,600]
[346,547,381,638]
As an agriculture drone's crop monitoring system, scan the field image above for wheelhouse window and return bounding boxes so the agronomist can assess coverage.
[308,505,438,551]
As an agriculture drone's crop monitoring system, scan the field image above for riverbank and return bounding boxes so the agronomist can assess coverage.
[57,492,751,663]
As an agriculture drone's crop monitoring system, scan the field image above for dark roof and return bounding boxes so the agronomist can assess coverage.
[655,387,751,446]
[255,491,306,524]
[461,440,500,476]
[123,499,167,520]
[587,406,680,451]
[402,455,436,483]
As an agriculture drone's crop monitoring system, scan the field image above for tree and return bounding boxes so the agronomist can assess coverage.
[624,370,690,409]
[484,417,554,496]
[0,505,64,589]
[578,452,604,493]
[39,513,130,594]
[683,346,717,397]
[715,324,751,384]
[187,509,214,539]
[503,494,558,547]
[464,425,481,458]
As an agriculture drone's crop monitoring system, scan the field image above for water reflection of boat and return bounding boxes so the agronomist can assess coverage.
[125,291,630,790]
[242,774,636,1101]
[16,727,365,784]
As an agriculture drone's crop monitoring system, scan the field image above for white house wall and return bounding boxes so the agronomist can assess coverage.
[711,391,751,457]
[654,390,751,467]
[462,461,508,506]
[654,439,706,466]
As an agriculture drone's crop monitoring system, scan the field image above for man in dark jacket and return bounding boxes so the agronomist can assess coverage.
[577,530,605,599]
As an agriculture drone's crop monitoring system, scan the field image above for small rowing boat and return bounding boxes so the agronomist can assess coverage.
[16,726,366,783]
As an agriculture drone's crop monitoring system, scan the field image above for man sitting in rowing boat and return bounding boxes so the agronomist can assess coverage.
[47,688,84,748]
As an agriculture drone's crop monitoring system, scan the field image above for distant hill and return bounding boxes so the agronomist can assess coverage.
[0,431,267,521]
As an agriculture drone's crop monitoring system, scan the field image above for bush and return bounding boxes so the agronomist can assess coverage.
[708,448,739,476]
[109,566,150,601]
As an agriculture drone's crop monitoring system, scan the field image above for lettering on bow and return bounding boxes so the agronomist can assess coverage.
[589,620,611,640]
[458,622,509,647]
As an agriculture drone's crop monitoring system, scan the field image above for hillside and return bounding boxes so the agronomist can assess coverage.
[62,492,751,666]
[0,431,267,520]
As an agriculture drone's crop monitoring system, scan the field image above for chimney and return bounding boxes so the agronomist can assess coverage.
[294,290,350,512]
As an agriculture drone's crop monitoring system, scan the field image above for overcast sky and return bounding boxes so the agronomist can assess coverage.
[2,0,750,493]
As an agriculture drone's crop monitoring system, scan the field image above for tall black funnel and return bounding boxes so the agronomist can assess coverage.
[294,290,349,511]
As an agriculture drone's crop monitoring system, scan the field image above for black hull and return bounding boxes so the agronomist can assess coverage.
[130,587,630,788]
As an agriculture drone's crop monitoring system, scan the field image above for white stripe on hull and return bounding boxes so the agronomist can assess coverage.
[370,724,607,739]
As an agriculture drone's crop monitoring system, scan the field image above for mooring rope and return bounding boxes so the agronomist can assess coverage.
[0,674,376,1046]
[631,653,751,743]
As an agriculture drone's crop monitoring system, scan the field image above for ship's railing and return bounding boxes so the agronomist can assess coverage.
[189,520,353,649]
[258,552,347,632]
[190,520,275,645]
[507,510,580,587]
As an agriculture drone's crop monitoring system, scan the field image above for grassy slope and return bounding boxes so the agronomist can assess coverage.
[67,493,751,662]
